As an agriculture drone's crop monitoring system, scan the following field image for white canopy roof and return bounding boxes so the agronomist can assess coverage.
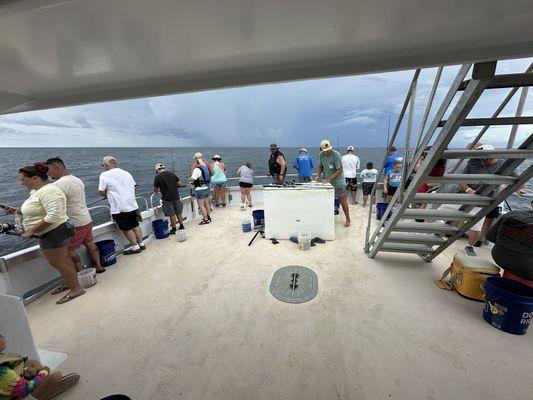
[1,0,532,114]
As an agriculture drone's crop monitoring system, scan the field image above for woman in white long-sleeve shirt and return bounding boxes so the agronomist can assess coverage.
[4,163,85,304]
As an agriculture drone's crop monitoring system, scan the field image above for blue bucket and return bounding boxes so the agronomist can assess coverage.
[376,202,391,221]
[152,219,169,239]
[95,239,117,267]
[334,199,340,215]
[483,277,533,335]
[252,210,265,230]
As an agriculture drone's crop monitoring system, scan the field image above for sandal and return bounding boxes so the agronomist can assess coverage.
[50,285,69,295]
[207,216,212,222]
[48,373,80,398]
[123,248,142,255]
[222,203,227,207]
[95,268,106,274]
[199,219,210,225]
[56,290,86,305]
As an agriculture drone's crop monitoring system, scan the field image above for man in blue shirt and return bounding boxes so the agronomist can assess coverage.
[293,148,314,182]
[384,146,403,172]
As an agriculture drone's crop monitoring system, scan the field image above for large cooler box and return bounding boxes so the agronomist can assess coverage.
[435,253,501,301]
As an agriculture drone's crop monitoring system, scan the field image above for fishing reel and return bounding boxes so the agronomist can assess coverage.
[0,222,16,234]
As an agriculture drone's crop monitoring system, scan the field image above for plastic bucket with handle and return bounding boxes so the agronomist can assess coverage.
[252,210,265,230]
[95,239,116,267]
[152,219,169,239]
[376,202,391,221]
[483,277,533,335]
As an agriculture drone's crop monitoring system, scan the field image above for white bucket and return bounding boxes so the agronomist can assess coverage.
[298,233,312,250]
[176,229,187,242]
[77,268,97,289]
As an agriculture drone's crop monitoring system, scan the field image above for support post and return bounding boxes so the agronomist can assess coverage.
[507,87,529,149]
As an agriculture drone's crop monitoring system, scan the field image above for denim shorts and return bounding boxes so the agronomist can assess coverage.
[334,185,347,199]
[39,221,75,250]
[212,182,227,188]
[195,187,211,200]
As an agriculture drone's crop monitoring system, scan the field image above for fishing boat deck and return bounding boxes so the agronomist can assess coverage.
[25,204,533,400]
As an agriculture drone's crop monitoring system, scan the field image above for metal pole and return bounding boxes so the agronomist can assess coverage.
[507,87,529,149]
[400,74,418,203]
[414,67,443,151]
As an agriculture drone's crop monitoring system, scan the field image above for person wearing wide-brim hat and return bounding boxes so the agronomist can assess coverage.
[316,139,351,227]
[268,143,286,184]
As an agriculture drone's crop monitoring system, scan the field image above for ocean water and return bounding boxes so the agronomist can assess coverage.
[0,147,530,256]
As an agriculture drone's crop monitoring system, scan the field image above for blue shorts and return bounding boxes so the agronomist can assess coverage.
[212,182,227,188]
[195,187,210,200]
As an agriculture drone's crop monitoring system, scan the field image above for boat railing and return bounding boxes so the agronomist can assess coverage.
[87,205,113,222]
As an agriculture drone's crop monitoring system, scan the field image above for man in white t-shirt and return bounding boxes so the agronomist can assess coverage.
[341,146,361,204]
[98,156,145,254]
[45,157,105,274]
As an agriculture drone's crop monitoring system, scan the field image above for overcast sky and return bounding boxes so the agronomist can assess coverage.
[1,57,531,148]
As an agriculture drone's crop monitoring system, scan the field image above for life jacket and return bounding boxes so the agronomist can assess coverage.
[194,165,210,187]
[269,150,285,175]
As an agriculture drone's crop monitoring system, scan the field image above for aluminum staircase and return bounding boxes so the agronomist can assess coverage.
[365,61,533,261]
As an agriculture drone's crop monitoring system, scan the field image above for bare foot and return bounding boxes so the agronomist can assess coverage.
[344,220,351,227]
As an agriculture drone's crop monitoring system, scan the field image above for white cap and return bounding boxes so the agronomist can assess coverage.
[212,154,222,160]
[476,144,495,151]
[347,146,354,151]
[155,163,165,172]
[102,156,117,164]
[299,148,307,153]
[193,152,203,159]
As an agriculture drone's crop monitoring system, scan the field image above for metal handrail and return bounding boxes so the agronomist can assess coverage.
[150,192,161,209]
[136,196,149,210]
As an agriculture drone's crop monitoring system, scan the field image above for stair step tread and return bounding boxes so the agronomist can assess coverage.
[413,193,492,205]
[393,221,459,233]
[442,149,533,159]
[381,242,434,254]
[403,209,474,220]
[424,174,517,185]
[387,233,447,245]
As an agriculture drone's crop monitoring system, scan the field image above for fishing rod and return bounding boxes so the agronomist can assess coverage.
[0,223,39,239]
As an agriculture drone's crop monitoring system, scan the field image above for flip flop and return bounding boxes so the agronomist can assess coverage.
[48,373,80,399]
[95,269,106,274]
[50,285,69,295]
[56,290,86,305]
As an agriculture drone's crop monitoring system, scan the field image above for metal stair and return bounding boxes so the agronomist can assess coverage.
[364,61,533,261]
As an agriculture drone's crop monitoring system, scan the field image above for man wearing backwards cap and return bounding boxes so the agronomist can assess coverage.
[98,156,146,254]
[268,144,287,184]
[458,143,527,257]
[293,148,314,183]
[317,139,351,227]
[153,163,185,233]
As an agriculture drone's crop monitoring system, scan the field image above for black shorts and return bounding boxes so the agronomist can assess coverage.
[239,182,253,188]
[386,185,398,196]
[112,210,141,231]
[362,182,375,196]
[345,177,358,191]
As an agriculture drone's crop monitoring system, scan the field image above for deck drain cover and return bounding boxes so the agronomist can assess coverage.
[270,265,318,304]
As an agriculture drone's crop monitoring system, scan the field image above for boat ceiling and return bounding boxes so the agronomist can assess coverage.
[1,0,533,115]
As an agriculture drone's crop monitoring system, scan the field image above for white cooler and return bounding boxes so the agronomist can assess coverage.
[263,183,335,240]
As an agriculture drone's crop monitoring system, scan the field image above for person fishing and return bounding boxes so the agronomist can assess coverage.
[268,144,286,184]
[189,154,212,225]
[2,163,84,304]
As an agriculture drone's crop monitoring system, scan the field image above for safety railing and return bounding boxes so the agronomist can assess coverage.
[88,205,112,221]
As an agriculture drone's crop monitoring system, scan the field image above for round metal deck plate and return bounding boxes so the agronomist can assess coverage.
[269,265,318,304]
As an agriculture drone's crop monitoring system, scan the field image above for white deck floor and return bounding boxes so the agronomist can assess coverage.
[26,205,533,400]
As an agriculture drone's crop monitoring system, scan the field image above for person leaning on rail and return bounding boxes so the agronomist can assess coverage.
[3,163,85,304]
[44,157,106,278]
